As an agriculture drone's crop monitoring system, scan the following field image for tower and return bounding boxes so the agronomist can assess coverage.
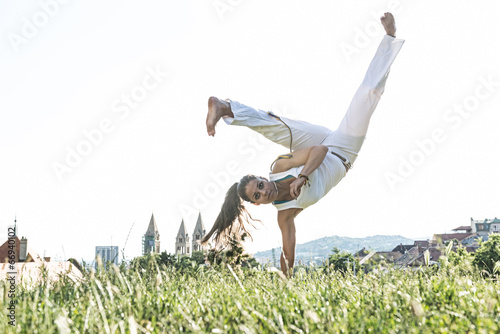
[175,219,190,255]
[192,212,206,252]
[95,246,119,269]
[142,213,160,255]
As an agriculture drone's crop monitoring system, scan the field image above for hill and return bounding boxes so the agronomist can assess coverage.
[253,235,415,265]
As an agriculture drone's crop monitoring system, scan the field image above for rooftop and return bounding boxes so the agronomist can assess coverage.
[452,226,472,232]
[432,233,474,242]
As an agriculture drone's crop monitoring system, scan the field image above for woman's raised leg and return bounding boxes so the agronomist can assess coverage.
[322,13,404,164]
[207,97,333,151]
[337,13,403,137]
[205,13,403,156]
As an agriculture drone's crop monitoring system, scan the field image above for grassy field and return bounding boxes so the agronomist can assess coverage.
[1,257,499,333]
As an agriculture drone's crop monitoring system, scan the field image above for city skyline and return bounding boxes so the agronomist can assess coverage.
[2,1,499,262]
[4,213,490,264]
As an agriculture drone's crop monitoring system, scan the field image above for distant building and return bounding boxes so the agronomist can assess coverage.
[460,234,479,246]
[394,246,443,267]
[470,217,500,236]
[388,218,494,268]
[414,240,431,248]
[95,246,119,268]
[143,213,160,255]
[452,226,472,233]
[0,236,41,263]
[432,232,474,244]
[176,213,207,256]
[0,219,82,283]
[430,217,500,247]
[389,217,500,267]
[392,243,415,254]
[192,213,206,252]
[175,219,190,255]
[359,251,403,266]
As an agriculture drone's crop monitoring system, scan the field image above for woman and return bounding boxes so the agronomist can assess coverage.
[201,13,404,277]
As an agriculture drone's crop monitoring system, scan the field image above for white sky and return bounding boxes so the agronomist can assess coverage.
[1,0,499,263]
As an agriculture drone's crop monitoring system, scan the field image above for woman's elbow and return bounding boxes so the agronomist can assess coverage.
[317,145,329,155]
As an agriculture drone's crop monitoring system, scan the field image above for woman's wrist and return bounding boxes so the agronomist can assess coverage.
[298,174,310,186]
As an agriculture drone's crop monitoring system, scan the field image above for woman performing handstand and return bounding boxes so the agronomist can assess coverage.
[202,13,404,277]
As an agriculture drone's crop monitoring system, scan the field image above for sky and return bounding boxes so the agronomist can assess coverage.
[1,0,499,263]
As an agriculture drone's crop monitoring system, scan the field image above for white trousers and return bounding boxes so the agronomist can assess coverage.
[223,35,405,165]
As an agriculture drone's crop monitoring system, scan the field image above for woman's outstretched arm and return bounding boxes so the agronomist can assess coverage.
[277,208,302,277]
[273,145,329,199]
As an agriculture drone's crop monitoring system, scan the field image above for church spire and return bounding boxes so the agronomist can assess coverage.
[175,219,190,255]
[145,213,159,237]
[192,212,207,252]
[142,213,160,255]
[192,212,206,237]
[176,219,187,238]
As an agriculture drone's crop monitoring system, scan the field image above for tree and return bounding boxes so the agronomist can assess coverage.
[447,244,473,267]
[473,234,500,276]
[190,251,207,265]
[159,251,206,271]
[206,233,258,269]
[159,251,177,267]
[131,251,207,274]
[130,253,160,271]
[324,247,360,274]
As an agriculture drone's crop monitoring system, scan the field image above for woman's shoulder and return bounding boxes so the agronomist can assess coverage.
[270,147,313,173]
[270,153,292,173]
[272,153,308,174]
[272,159,290,174]
[269,164,301,181]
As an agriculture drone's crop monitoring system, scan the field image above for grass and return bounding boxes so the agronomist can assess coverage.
[1,258,499,333]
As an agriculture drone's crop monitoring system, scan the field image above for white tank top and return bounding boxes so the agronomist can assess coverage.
[269,152,347,211]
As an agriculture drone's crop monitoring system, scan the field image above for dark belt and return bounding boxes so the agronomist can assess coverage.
[330,151,352,172]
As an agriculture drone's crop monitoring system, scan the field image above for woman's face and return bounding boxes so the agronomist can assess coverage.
[244,177,278,205]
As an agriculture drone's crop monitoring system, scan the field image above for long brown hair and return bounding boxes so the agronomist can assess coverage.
[201,175,260,249]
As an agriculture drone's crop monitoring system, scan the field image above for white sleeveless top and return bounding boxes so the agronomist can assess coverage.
[269,152,347,211]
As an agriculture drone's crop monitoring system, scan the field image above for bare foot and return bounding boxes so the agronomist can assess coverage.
[380,12,396,37]
[206,96,231,136]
